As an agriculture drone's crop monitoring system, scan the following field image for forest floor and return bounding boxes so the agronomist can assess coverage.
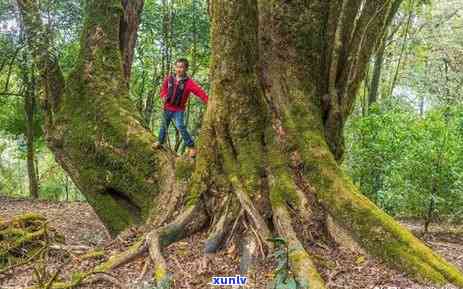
[0,196,462,289]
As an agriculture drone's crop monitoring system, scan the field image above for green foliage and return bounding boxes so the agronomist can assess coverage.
[345,98,463,222]
[350,0,463,224]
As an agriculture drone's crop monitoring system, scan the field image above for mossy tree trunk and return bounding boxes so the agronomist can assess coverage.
[17,0,463,288]
[17,0,173,236]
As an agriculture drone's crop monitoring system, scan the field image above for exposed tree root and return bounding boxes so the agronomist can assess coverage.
[24,201,207,289]
[0,213,63,273]
[146,231,171,288]
[137,257,151,282]
[272,204,327,289]
[24,238,147,289]
[325,214,365,253]
[260,124,326,288]
[218,138,274,252]
[276,99,463,287]
[324,189,463,286]
[239,230,259,288]
[204,194,240,253]
[149,156,193,227]
[94,238,147,272]
[267,117,329,245]
[6,110,463,289]
[147,203,207,287]
[309,139,463,286]
[266,161,327,289]
[0,246,46,274]
[232,182,273,252]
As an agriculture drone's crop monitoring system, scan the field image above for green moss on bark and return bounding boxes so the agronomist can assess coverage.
[38,0,163,235]
[280,94,463,287]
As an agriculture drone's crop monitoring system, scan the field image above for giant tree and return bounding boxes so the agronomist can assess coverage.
[14,0,463,288]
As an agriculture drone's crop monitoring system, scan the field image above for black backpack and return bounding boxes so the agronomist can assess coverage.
[166,75,189,106]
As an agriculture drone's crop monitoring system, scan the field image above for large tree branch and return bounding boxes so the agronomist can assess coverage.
[322,0,398,161]
[120,0,144,82]
[340,0,393,109]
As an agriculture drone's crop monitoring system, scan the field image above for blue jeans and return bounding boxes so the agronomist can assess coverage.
[158,109,195,147]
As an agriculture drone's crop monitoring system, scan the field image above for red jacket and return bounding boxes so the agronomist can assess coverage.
[160,75,209,112]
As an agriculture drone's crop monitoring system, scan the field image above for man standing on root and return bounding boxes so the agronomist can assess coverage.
[154,58,209,158]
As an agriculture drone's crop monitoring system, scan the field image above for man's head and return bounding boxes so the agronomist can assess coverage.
[175,58,189,77]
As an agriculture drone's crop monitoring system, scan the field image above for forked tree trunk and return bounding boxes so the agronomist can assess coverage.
[17,0,463,288]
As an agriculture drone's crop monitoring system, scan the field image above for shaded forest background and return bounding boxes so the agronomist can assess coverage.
[0,0,463,230]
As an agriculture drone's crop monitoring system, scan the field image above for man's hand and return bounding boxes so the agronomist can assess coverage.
[160,76,169,102]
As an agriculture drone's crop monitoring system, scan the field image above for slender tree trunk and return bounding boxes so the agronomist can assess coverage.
[368,43,385,106]
[389,0,414,97]
[25,78,39,199]
[20,51,40,199]
[16,0,463,288]
[424,184,436,235]
[368,0,403,107]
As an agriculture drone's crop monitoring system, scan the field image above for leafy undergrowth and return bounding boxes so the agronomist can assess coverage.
[0,196,462,289]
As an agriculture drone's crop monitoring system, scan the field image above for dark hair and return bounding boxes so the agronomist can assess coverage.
[175,58,189,70]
